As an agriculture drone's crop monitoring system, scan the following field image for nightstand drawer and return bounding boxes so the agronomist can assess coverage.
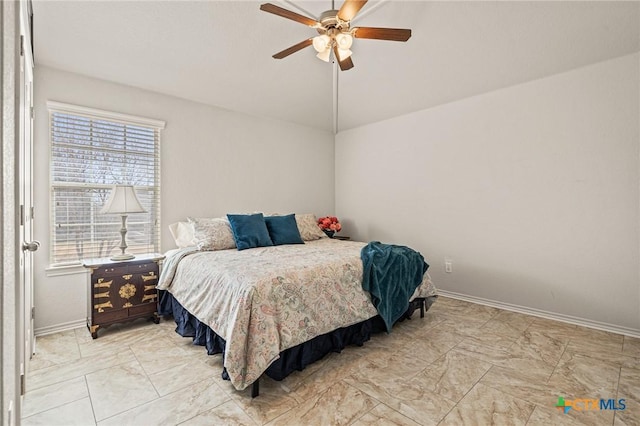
[130,262,158,274]
[94,308,126,324]
[95,265,130,277]
[129,303,157,317]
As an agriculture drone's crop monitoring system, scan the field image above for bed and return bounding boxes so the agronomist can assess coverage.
[158,215,437,396]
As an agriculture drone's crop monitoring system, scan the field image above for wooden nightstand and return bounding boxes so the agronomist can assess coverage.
[83,253,165,339]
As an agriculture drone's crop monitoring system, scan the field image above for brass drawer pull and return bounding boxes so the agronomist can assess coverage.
[141,272,156,282]
[141,294,157,303]
[94,279,113,289]
[94,291,110,299]
[119,284,136,299]
[94,301,113,312]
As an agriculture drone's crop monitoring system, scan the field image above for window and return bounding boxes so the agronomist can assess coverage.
[48,101,165,266]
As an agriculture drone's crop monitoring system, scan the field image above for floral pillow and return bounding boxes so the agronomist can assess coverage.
[187,217,237,251]
[295,213,327,241]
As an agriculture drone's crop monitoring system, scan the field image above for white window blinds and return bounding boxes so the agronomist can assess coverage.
[48,101,165,266]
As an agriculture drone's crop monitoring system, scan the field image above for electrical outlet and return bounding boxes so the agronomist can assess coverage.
[445,259,453,273]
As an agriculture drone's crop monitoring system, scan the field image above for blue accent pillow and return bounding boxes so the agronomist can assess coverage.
[265,214,304,246]
[227,213,274,250]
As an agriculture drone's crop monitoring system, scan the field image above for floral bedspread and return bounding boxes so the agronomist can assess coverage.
[157,239,436,391]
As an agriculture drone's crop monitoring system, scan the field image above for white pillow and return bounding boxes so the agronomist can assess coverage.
[187,217,237,251]
[168,221,197,248]
[295,214,327,241]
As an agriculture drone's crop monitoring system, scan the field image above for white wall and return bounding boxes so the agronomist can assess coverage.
[34,54,640,334]
[33,66,334,333]
[336,54,640,333]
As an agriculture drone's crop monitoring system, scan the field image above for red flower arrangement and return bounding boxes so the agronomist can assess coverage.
[318,216,342,233]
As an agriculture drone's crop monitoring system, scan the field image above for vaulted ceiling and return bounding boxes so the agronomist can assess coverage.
[32,1,640,133]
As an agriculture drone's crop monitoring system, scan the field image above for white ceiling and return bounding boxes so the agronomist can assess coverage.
[32,1,640,133]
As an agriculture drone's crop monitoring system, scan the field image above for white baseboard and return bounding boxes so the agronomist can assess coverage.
[35,319,86,337]
[437,290,640,339]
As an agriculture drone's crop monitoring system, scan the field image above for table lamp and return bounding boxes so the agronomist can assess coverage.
[100,185,146,261]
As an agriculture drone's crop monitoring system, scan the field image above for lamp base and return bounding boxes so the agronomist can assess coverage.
[110,253,135,261]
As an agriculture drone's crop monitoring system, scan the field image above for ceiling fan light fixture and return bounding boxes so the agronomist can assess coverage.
[335,32,353,49]
[336,48,352,61]
[312,34,331,53]
[316,49,331,62]
[259,2,413,72]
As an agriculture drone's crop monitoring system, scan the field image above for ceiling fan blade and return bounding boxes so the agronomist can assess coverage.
[337,0,368,22]
[260,3,319,27]
[272,38,313,59]
[333,45,354,71]
[338,55,354,71]
[353,27,412,42]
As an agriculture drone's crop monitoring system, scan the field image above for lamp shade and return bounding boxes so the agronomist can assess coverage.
[336,48,352,61]
[316,48,331,62]
[100,185,146,214]
[335,33,353,49]
[312,34,331,53]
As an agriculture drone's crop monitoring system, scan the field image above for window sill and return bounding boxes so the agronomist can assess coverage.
[45,264,86,277]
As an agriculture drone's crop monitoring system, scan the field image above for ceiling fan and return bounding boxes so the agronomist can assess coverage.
[260,0,411,71]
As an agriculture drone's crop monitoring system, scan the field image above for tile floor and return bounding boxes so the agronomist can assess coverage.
[22,296,640,425]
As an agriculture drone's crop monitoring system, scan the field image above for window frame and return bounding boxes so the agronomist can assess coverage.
[47,101,165,267]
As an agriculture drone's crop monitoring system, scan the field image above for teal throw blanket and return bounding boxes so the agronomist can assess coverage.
[361,241,429,332]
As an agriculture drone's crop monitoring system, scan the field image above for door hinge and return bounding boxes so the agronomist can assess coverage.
[20,374,25,395]
[31,206,35,219]
[30,106,34,119]
[20,205,24,226]
[31,307,35,319]
[20,35,24,57]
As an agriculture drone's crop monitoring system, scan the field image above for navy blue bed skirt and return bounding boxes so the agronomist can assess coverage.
[158,290,435,383]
